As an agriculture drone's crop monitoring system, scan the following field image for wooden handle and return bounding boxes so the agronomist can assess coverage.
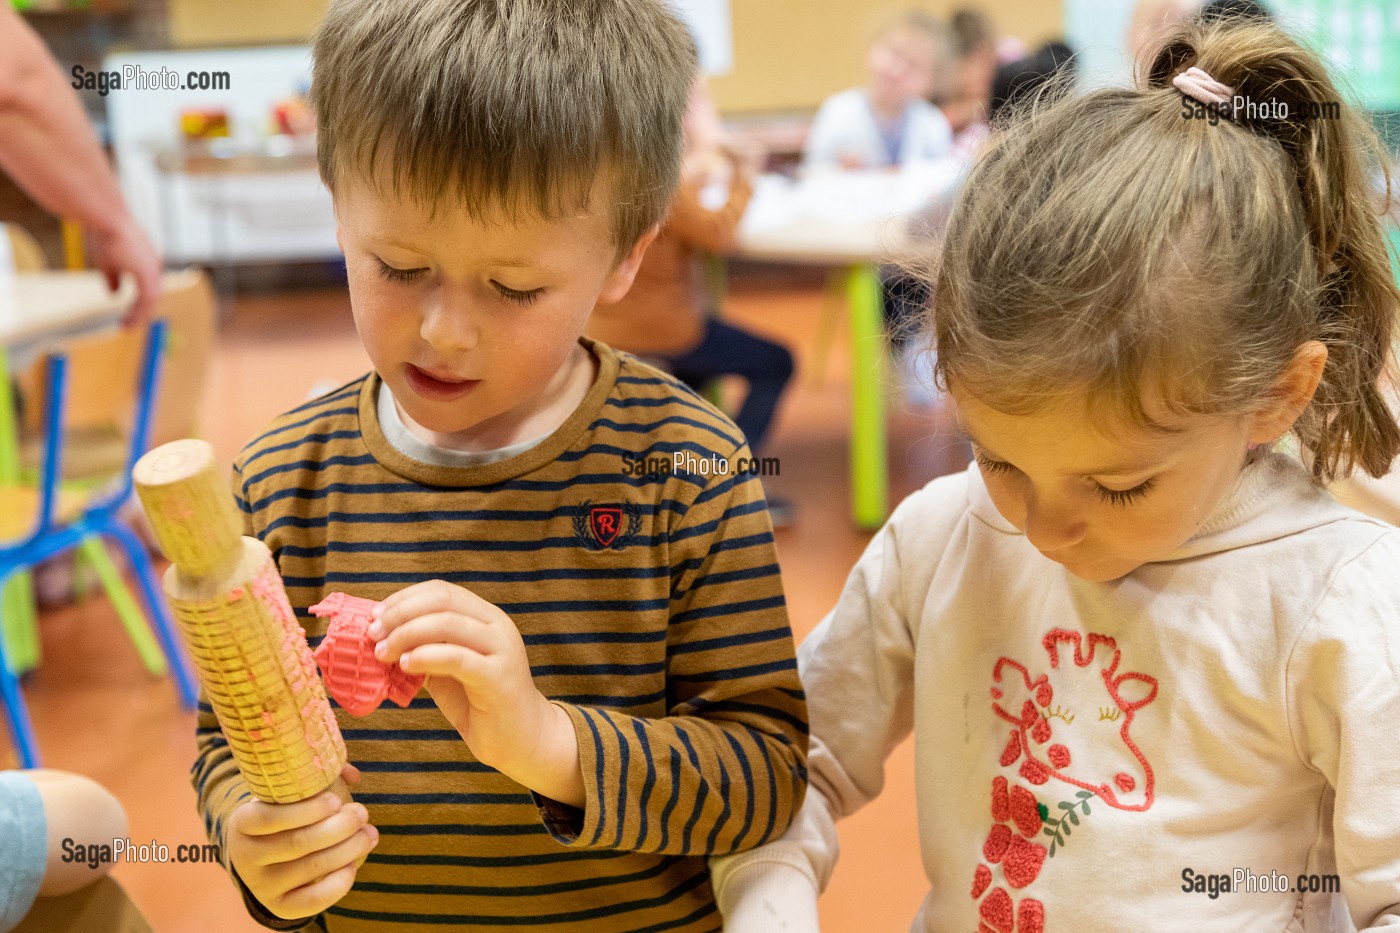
[133,438,243,579]
[134,439,348,804]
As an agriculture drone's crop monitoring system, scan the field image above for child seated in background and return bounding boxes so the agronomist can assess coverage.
[1,769,128,932]
[587,77,796,525]
[939,8,999,158]
[804,11,957,406]
[803,10,953,171]
[194,1,809,930]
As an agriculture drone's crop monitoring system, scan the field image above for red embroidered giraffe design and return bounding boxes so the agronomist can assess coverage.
[970,629,1159,932]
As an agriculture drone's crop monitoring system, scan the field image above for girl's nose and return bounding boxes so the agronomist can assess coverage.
[1022,494,1087,553]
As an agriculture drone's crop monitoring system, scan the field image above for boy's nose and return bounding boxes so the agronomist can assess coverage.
[419,297,479,353]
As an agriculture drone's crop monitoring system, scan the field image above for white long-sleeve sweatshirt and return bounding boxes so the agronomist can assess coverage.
[713,454,1400,932]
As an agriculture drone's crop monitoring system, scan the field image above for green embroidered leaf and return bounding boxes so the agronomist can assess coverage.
[1038,802,1049,822]
[1067,810,1080,826]
[1058,801,1074,811]
[1076,790,1093,799]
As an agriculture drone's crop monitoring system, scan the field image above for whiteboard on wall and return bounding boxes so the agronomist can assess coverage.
[670,0,734,75]
[1270,0,1400,110]
[1065,0,1137,89]
[104,46,338,265]
[1065,0,1400,109]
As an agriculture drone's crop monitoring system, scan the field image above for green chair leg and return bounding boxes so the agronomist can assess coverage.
[70,544,91,604]
[77,536,166,676]
[1,573,41,674]
[0,349,42,675]
[847,263,889,530]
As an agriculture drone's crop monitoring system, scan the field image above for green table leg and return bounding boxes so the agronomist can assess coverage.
[0,350,41,675]
[846,263,888,530]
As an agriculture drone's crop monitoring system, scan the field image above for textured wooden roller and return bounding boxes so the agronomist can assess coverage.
[133,439,348,804]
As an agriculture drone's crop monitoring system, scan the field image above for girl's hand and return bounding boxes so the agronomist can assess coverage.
[369,580,583,805]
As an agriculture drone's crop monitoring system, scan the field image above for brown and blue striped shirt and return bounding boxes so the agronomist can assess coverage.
[192,340,808,932]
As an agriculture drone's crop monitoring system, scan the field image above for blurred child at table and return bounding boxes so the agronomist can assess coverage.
[587,77,797,523]
[803,11,953,171]
[1,769,127,932]
[715,17,1400,932]
[939,8,998,159]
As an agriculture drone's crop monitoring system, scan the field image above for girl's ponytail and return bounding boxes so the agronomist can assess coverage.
[1146,22,1400,480]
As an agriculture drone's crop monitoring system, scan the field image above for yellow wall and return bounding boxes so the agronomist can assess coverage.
[712,0,1066,115]
[167,0,1064,115]
[169,0,325,47]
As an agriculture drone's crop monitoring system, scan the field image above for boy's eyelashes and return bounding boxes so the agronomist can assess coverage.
[492,282,544,306]
[971,450,1156,508]
[372,258,543,305]
[375,258,425,284]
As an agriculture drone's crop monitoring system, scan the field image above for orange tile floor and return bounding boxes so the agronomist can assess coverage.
[7,267,971,931]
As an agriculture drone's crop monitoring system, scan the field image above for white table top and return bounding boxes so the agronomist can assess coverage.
[736,163,963,266]
[0,271,135,351]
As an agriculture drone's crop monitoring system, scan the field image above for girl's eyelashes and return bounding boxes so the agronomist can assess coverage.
[975,449,1156,507]
[973,452,1015,475]
[375,259,425,283]
[492,281,543,306]
[1096,479,1155,507]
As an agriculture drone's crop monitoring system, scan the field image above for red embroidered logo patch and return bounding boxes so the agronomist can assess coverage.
[574,501,641,551]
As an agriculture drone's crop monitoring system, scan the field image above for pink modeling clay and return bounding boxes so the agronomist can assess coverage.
[311,592,424,717]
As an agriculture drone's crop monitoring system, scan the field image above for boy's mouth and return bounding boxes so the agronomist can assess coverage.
[405,364,480,402]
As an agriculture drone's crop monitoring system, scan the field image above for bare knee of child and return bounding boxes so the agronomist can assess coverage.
[25,770,128,897]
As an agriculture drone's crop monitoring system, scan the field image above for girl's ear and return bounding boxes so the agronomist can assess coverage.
[597,225,661,305]
[1247,340,1328,445]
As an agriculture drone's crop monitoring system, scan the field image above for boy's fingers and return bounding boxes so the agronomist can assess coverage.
[397,643,491,684]
[274,861,362,920]
[269,822,379,893]
[375,612,495,662]
[233,792,343,837]
[247,804,370,868]
[374,580,498,633]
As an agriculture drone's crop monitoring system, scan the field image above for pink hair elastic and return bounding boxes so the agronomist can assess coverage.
[1173,66,1234,108]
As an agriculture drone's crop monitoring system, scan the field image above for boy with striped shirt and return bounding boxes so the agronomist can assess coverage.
[189,1,808,930]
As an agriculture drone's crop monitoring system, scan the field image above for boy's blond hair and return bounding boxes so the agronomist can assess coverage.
[311,0,698,251]
[931,19,1400,483]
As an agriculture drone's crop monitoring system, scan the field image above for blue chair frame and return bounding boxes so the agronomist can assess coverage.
[0,319,198,768]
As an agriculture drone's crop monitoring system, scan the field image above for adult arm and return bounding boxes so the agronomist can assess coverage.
[0,7,160,322]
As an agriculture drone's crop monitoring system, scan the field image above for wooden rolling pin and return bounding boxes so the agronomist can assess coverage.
[133,439,349,805]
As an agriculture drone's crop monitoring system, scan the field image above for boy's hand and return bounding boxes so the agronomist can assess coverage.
[226,766,377,921]
[370,580,584,807]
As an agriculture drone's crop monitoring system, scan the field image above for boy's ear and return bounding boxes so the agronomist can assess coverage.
[597,225,661,305]
[1247,340,1328,445]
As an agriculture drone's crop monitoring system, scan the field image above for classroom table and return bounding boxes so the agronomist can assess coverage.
[0,271,134,673]
[735,165,961,530]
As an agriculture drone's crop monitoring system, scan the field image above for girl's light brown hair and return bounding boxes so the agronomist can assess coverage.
[931,18,1400,482]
